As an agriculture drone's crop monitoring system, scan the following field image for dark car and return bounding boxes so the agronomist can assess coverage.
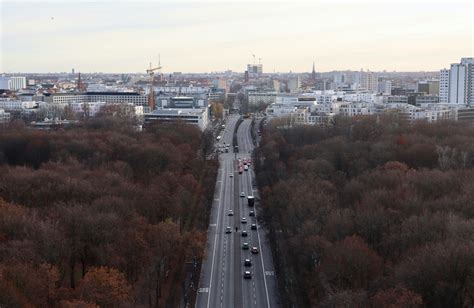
[251,223,257,230]
[249,210,255,216]
[241,230,248,237]
[244,259,252,267]
[225,226,232,234]
[242,242,249,250]
[244,271,252,279]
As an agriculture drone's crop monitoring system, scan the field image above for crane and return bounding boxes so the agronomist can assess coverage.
[146,58,162,111]
[258,57,262,64]
[252,54,256,65]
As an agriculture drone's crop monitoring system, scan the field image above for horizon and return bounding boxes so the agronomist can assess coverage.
[1,1,472,73]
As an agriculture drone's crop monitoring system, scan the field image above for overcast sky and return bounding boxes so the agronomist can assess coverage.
[1,0,472,73]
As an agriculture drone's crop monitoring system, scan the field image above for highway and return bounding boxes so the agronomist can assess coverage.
[196,115,279,308]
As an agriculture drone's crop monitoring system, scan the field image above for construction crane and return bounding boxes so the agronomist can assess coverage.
[258,57,262,64]
[146,58,162,111]
[252,54,256,65]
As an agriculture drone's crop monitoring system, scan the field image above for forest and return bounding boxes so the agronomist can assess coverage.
[254,115,474,307]
[0,118,217,307]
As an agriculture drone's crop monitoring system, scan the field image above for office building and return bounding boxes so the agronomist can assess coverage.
[288,76,301,93]
[417,80,439,95]
[144,107,209,131]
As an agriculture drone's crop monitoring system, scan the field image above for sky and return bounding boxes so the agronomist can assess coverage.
[0,0,473,73]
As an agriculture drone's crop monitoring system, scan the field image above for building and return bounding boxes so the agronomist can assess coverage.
[288,76,301,93]
[0,109,11,124]
[417,80,439,95]
[415,95,439,105]
[359,70,378,93]
[248,92,278,106]
[46,92,149,110]
[0,75,9,90]
[144,107,209,131]
[8,77,27,91]
[247,64,263,76]
[378,80,392,95]
[384,95,408,104]
[157,95,207,109]
[439,69,450,103]
[440,58,474,106]
[456,107,474,122]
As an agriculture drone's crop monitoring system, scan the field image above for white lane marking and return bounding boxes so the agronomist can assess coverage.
[245,138,271,308]
[210,223,217,227]
[207,163,226,308]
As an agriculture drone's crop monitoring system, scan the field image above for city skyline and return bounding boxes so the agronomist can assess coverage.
[1,1,473,73]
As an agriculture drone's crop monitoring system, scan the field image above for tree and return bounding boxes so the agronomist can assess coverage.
[371,286,423,307]
[79,267,132,306]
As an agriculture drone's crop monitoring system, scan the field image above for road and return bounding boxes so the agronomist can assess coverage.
[196,115,279,308]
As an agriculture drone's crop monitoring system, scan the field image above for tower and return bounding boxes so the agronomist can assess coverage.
[312,61,316,80]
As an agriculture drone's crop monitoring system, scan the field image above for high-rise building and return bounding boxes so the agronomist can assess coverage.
[288,76,301,93]
[359,70,378,93]
[247,64,263,76]
[439,69,450,103]
[440,58,474,106]
[8,77,26,91]
[378,80,392,95]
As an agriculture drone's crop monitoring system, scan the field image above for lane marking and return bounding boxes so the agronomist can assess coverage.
[198,288,209,293]
[206,163,226,308]
[245,136,271,308]
[265,271,275,276]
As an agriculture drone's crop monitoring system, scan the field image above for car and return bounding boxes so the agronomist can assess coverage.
[244,271,252,279]
[228,210,234,216]
[229,173,233,177]
[244,258,252,266]
[225,226,232,234]
[241,230,248,237]
[241,217,247,223]
[240,192,245,198]
[242,242,249,250]
[249,210,255,216]
[251,223,257,230]
[251,246,259,254]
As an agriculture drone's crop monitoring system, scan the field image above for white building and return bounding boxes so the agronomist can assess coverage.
[288,76,301,93]
[439,69,450,103]
[248,92,278,106]
[439,58,474,106]
[0,109,11,124]
[144,107,209,131]
[378,80,392,95]
[8,77,27,91]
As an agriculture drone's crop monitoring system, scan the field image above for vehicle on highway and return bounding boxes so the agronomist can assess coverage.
[241,230,248,237]
[228,210,234,216]
[244,165,249,171]
[249,210,255,216]
[242,242,249,250]
[244,258,252,266]
[251,246,259,254]
[240,191,245,198]
[238,166,243,174]
[251,223,257,230]
[216,136,221,141]
[244,271,252,279]
[241,217,247,223]
[229,173,233,177]
[247,196,255,206]
[225,148,229,153]
[225,226,232,234]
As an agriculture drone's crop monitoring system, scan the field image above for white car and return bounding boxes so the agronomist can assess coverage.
[229,173,234,177]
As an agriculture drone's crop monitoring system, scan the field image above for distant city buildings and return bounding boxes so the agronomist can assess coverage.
[439,58,474,106]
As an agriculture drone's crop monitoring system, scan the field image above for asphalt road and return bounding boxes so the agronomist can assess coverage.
[196,115,279,308]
